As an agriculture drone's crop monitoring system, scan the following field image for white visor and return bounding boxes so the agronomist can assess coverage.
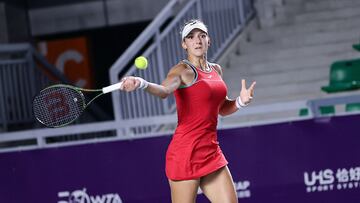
[181,21,208,40]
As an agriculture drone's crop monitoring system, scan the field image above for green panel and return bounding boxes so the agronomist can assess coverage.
[299,108,309,116]
[353,43,360,52]
[346,103,360,112]
[320,106,335,115]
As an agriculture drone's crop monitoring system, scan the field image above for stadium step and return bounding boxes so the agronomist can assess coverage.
[250,16,360,44]
[305,0,360,12]
[225,65,328,88]
[295,5,360,23]
[250,26,360,47]
[228,51,359,75]
[232,41,357,65]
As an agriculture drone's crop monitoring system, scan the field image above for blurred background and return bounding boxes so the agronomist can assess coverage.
[0,0,360,202]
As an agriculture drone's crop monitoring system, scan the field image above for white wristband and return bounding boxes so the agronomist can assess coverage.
[235,96,248,109]
[136,77,149,90]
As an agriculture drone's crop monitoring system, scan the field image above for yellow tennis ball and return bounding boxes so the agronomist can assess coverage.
[135,56,148,70]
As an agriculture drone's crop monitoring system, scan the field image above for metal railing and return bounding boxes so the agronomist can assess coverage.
[0,44,52,131]
[109,0,255,135]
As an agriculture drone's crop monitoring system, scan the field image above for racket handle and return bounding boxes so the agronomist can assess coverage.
[102,82,123,94]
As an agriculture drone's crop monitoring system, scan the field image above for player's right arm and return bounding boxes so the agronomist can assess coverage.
[120,63,188,99]
[146,63,185,99]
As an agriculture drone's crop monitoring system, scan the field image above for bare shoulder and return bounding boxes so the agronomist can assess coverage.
[167,62,188,76]
[163,62,191,85]
[167,61,197,86]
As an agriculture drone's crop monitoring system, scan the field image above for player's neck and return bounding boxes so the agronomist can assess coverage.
[187,55,207,70]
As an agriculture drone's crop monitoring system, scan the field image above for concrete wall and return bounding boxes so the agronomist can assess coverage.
[29,0,168,36]
[0,3,9,43]
[5,3,29,42]
[0,2,30,43]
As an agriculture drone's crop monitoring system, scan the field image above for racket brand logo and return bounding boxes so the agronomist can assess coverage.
[304,166,360,193]
[44,92,70,121]
[57,188,123,203]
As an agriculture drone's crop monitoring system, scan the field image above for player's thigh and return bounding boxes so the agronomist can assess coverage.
[168,179,200,203]
[200,166,238,203]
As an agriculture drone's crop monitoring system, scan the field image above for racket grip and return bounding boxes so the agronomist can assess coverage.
[102,82,123,94]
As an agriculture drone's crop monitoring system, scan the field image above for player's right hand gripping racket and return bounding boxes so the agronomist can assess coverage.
[33,82,123,128]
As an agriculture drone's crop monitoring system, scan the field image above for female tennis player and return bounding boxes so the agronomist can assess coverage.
[120,19,256,203]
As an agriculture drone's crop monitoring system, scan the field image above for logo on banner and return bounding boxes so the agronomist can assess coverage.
[57,188,123,203]
[197,180,251,199]
[304,166,360,193]
[234,180,251,198]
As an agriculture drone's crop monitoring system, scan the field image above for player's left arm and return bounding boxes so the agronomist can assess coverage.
[215,64,256,116]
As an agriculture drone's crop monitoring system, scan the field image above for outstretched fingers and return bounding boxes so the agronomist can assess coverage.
[241,79,256,91]
[241,79,246,91]
[249,81,256,97]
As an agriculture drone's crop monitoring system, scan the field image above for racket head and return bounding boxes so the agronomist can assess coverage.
[33,84,86,128]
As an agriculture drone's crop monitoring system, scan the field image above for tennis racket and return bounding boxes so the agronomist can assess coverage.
[33,82,123,128]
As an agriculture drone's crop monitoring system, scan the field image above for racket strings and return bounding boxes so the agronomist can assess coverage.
[33,86,86,127]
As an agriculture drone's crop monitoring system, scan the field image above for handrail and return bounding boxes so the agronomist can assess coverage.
[308,94,360,117]
[0,43,30,53]
[30,46,72,84]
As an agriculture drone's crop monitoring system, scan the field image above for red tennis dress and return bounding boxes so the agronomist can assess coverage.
[165,60,228,180]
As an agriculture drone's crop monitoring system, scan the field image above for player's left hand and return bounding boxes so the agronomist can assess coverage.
[240,79,256,105]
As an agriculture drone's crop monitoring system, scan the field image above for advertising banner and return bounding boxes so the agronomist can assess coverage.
[1,115,360,203]
[37,37,93,88]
